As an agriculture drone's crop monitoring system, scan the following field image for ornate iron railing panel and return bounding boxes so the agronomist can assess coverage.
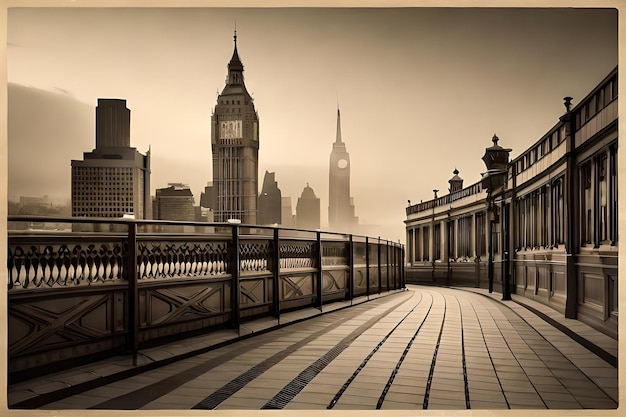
[279,240,315,269]
[136,239,229,280]
[7,216,404,382]
[8,239,127,290]
[322,241,349,266]
[239,239,271,273]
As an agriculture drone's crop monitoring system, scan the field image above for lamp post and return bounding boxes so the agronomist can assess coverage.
[481,135,511,296]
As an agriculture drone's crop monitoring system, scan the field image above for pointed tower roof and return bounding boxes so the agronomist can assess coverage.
[228,27,244,73]
[335,108,343,144]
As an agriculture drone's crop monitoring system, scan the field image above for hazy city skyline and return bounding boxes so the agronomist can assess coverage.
[6,6,618,242]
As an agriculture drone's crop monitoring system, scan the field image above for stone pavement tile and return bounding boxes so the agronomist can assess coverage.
[468,381,502,392]
[380,400,422,410]
[523,366,553,377]
[542,400,583,409]
[284,400,328,409]
[427,400,467,409]
[218,395,268,409]
[341,387,384,399]
[466,373,499,384]
[333,393,378,407]
[333,402,374,410]
[26,380,73,395]
[469,400,509,409]
[508,402,547,409]
[538,391,578,403]
[575,396,619,409]
[531,383,570,394]
[289,392,333,406]
[382,391,422,405]
[7,389,38,405]
[499,382,537,393]
[432,370,464,381]
[468,390,506,402]
[504,392,544,403]
[389,382,424,395]
[428,388,465,401]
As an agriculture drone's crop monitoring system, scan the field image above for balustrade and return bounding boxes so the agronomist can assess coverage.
[6,216,404,383]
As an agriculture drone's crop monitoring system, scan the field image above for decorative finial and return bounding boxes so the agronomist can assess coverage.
[234,21,237,45]
[433,189,439,199]
[492,134,499,146]
[564,96,573,112]
[453,168,459,175]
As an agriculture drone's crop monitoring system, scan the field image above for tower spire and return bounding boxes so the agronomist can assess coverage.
[335,107,342,143]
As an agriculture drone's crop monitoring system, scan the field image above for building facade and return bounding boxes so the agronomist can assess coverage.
[152,183,195,222]
[211,31,259,224]
[328,108,358,232]
[71,99,151,220]
[405,67,618,337]
[296,184,320,230]
[258,171,282,225]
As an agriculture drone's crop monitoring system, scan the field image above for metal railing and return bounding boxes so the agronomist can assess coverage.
[6,216,405,382]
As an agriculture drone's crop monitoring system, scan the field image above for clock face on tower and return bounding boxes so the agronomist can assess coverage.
[220,120,242,139]
[337,159,348,169]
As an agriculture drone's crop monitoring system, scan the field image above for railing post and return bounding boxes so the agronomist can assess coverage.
[402,245,406,288]
[272,228,281,320]
[386,241,390,291]
[377,237,382,294]
[127,221,139,366]
[231,225,241,330]
[365,237,370,299]
[316,231,323,311]
[348,234,354,304]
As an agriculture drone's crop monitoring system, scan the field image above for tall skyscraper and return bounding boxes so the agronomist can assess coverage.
[71,99,151,220]
[258,171,282,225]
[328,108,357,231]
[296,184,320,230]
[211,30,259,224]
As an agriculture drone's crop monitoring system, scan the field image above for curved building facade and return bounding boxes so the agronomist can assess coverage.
[405,67,618,337]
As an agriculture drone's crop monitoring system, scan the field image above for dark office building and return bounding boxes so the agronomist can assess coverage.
[258,171,282,225]
[296,184,320,230]
[71,98,151,220]
[153,183,195,222]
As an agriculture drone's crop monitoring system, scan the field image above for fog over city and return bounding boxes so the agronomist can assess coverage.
[6,5,618,242]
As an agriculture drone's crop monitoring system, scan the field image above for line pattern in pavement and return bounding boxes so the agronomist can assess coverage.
[489,299,618,408]
[91,292,413,410]
[422,293,447,409]
[468,296,511,409]
[456,296,471,409]
[326,291,427,409]
[25,286,617,411]
[373,293,436,409]
[260,293,420,409]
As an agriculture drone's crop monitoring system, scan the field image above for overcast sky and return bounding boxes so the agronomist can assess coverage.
[6,5,618,242]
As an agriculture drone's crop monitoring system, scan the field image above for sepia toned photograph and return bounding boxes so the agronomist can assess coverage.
[4,2,619,414]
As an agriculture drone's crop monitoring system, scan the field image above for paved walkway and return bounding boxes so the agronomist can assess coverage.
[7,285,618,412]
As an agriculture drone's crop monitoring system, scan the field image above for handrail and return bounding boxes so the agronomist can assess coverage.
[6,215,405,382]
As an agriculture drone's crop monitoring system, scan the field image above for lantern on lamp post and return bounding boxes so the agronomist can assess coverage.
[481,135,511,296]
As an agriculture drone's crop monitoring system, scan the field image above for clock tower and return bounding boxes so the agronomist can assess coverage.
[328,108,358,232]
[211,30,260,224]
